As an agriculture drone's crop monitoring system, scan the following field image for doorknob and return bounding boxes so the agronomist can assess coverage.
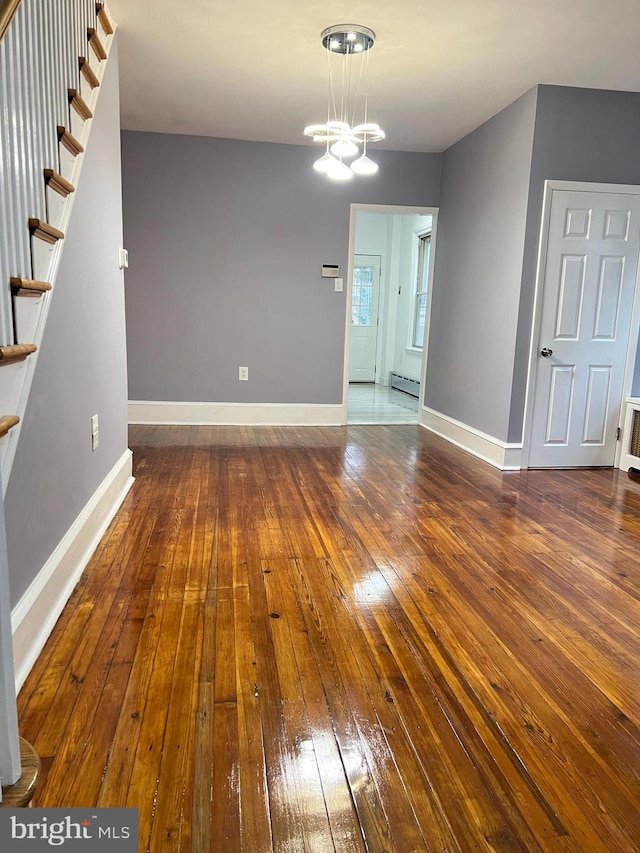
[540,347,553,358]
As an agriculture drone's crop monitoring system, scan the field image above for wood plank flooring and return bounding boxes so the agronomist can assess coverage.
[17,424,640,852]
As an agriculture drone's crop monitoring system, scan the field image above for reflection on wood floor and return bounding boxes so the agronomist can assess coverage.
[348,382,418,423]
[18,424,640,852]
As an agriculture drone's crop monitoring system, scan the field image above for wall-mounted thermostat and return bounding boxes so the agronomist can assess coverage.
[321,264,339,278]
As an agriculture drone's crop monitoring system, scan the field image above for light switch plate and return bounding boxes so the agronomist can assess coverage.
[335,277,344,292]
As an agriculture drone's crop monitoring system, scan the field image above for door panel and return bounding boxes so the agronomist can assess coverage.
[583,366,611,443]
[546,365,574,445]
[555,255,584,338]
[593,257,624,339]
[529,190,640,467]
[349,255,381,383]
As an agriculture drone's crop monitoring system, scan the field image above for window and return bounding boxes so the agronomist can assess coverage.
[351,264,375,326]
[412,233,431,348]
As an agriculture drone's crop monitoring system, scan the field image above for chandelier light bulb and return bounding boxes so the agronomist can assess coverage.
[330,138,359,158]
[327,160,354,181]
[313,152,339,173]
[351,154,379,175]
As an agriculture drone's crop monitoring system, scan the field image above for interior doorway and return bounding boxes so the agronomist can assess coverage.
[343,205,438,424]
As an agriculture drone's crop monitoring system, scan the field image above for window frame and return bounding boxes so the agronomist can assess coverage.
[410,230,432,350]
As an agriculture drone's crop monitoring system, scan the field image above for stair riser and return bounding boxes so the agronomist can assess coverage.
[79,73,96,108]
[69,106,85,143]
[13,297,45,348]
[45,185,68,232]
[69,96,93,143]
[58,143,78,185]
[0,360,31,417]
[31,237,57,284]
[0,430,13,466]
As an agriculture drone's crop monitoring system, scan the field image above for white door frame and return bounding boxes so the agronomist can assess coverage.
[341,203,439,424]
[521,180,640,468]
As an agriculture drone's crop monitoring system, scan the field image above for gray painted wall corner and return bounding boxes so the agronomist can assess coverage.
[425,87,538,442]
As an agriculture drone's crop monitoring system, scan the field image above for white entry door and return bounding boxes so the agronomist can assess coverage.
[349,255,381,382]
[528,189,640,467]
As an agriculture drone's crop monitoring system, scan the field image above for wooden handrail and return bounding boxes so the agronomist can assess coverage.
[0,0,21,42]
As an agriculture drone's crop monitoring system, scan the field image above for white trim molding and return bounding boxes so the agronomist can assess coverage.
[128,401,344,426]
[11,449,134,691]
[420,406,523,471]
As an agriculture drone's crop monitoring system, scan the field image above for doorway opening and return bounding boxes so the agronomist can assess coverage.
[343,205,438,424]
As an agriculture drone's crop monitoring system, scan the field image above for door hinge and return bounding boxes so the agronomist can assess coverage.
[616,427,621,441]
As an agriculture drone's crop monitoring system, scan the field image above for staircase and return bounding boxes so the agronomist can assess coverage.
[0,0,116,496]
[0,0,116,802]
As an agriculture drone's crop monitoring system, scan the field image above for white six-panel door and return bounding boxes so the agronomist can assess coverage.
[528,189,640,467]
[349,255,381,383]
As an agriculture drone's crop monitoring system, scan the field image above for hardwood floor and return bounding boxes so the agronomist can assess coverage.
[17,424,640,852]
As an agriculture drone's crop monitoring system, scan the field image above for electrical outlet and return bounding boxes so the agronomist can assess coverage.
[91,414,99,451]
[239,366,248,381]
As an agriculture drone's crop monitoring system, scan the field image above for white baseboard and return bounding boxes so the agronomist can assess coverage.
[11,449,134,691]
[420,406,523,470]
[128,400,344,426]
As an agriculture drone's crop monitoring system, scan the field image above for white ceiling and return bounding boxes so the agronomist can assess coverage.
[107,0,640,153]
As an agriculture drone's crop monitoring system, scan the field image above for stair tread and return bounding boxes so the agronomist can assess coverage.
[68,88,93,121]
[10,277,52,294]
[0,415,20,438]
[96,3,114,35]
[44,169,75,197]
[0,344,37,363]
[87,27,107,61]
[29,219,65,243]
[57,126,84,156]
[79,57,100,88]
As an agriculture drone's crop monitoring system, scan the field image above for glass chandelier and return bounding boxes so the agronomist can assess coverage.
[304,24,385,181]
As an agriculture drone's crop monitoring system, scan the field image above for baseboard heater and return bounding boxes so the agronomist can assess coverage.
[389,371,420,398]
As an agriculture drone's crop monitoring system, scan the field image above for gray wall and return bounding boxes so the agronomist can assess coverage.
[424,88,537,441]
[121,132,441,404]
[5,42,129,607]
[510,85,640,438]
